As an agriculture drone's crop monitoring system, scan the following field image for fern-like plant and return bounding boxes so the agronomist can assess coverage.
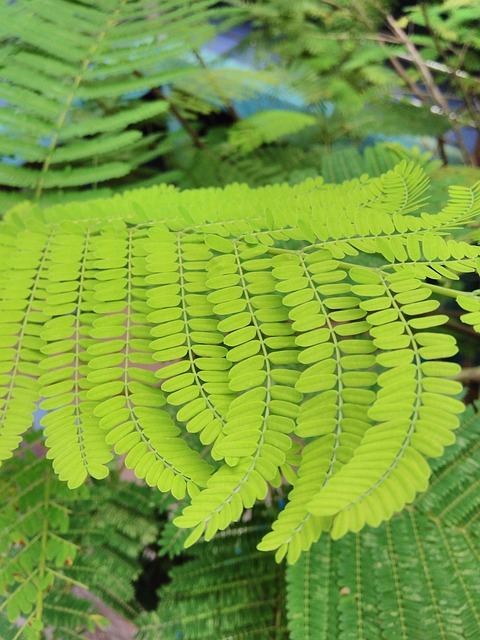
[234,0,479,163]
[0,447,161,639]
[1,161,480,569]
[178,138,441,191]
[286,399,480,640]
[0,0,280,209]
[0,450,106,639]
[137,517,289,640]
[137,403,479,640]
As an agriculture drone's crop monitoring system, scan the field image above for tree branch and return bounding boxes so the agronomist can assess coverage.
[133,71,206,150]
[420,2,480,143]
[193,50,241,122]
[386,14,473,165]
[454,367,480,383]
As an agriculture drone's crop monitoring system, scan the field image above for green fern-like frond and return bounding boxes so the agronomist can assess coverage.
[0,455,160,637]
[288,510,480,639]
[178,140,438,191]
[228,110,317,154]
[135,518,289,640]
[413,401,480,535]
[173,66,281,114]
[136,406,479,640]
[44,592,109,640]
[2,164,480,560]
[286,403,480,639]
[158,519,192,559]
[62,479,161,619]
[0,0,236,202]
[0,454,87,637]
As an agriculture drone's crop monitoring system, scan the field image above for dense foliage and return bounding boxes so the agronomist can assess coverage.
[1,1,479,639]
[1,159,480,637]
[2,396,478,638]
[1,0,479,212]
[139,404,480,640]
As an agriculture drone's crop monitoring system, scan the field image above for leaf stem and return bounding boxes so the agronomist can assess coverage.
[424,283,460,299]
[266,247,298,255]
[133,71,206,150]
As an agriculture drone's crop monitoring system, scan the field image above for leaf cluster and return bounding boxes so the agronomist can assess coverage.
[137,405,480,639]
[0,449,161,639]
[0,0,278,208]
[2,0,478,214]
[1,162,480,567]
[1,399,478,638]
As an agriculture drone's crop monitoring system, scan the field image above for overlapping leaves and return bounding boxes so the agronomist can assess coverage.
[0,452,160,639]
[0,454,89,638]
[136,519,289,640]
[1,162,480,560]
[136,407,479,640]
[0,0,252,207]
[286,403,480,640]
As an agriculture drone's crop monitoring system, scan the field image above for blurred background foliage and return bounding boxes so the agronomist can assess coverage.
[1,0,479,212]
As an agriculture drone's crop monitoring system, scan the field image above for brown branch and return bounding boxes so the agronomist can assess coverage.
[133,70,206,150]
[386,14,473,165]
[454,367,480,383]
[193,50,241,122]
[444,318,480,339]
[474,134,480,167]
[309,32,401,44]
[383,44,454,164]
[420,1,456,93]
[420,2,480,136]
[437,136,448,165]
[388,56,431,107]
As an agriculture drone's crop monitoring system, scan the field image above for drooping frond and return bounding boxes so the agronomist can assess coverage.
[1,163,480,561]
[135,519,289,640]
[136,406,480,640]
[286,404,480,639]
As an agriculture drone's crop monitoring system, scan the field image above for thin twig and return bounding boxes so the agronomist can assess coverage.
[309,31,401,44]
[474,135,480,167]
[192,50,241,122]
[133,70,206,150]
[395,53,480,84]
[454,367,480,383]
[386,14,473,165]
[437,136,448,164]
[389,56,431,107]
[420,2,480,137]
